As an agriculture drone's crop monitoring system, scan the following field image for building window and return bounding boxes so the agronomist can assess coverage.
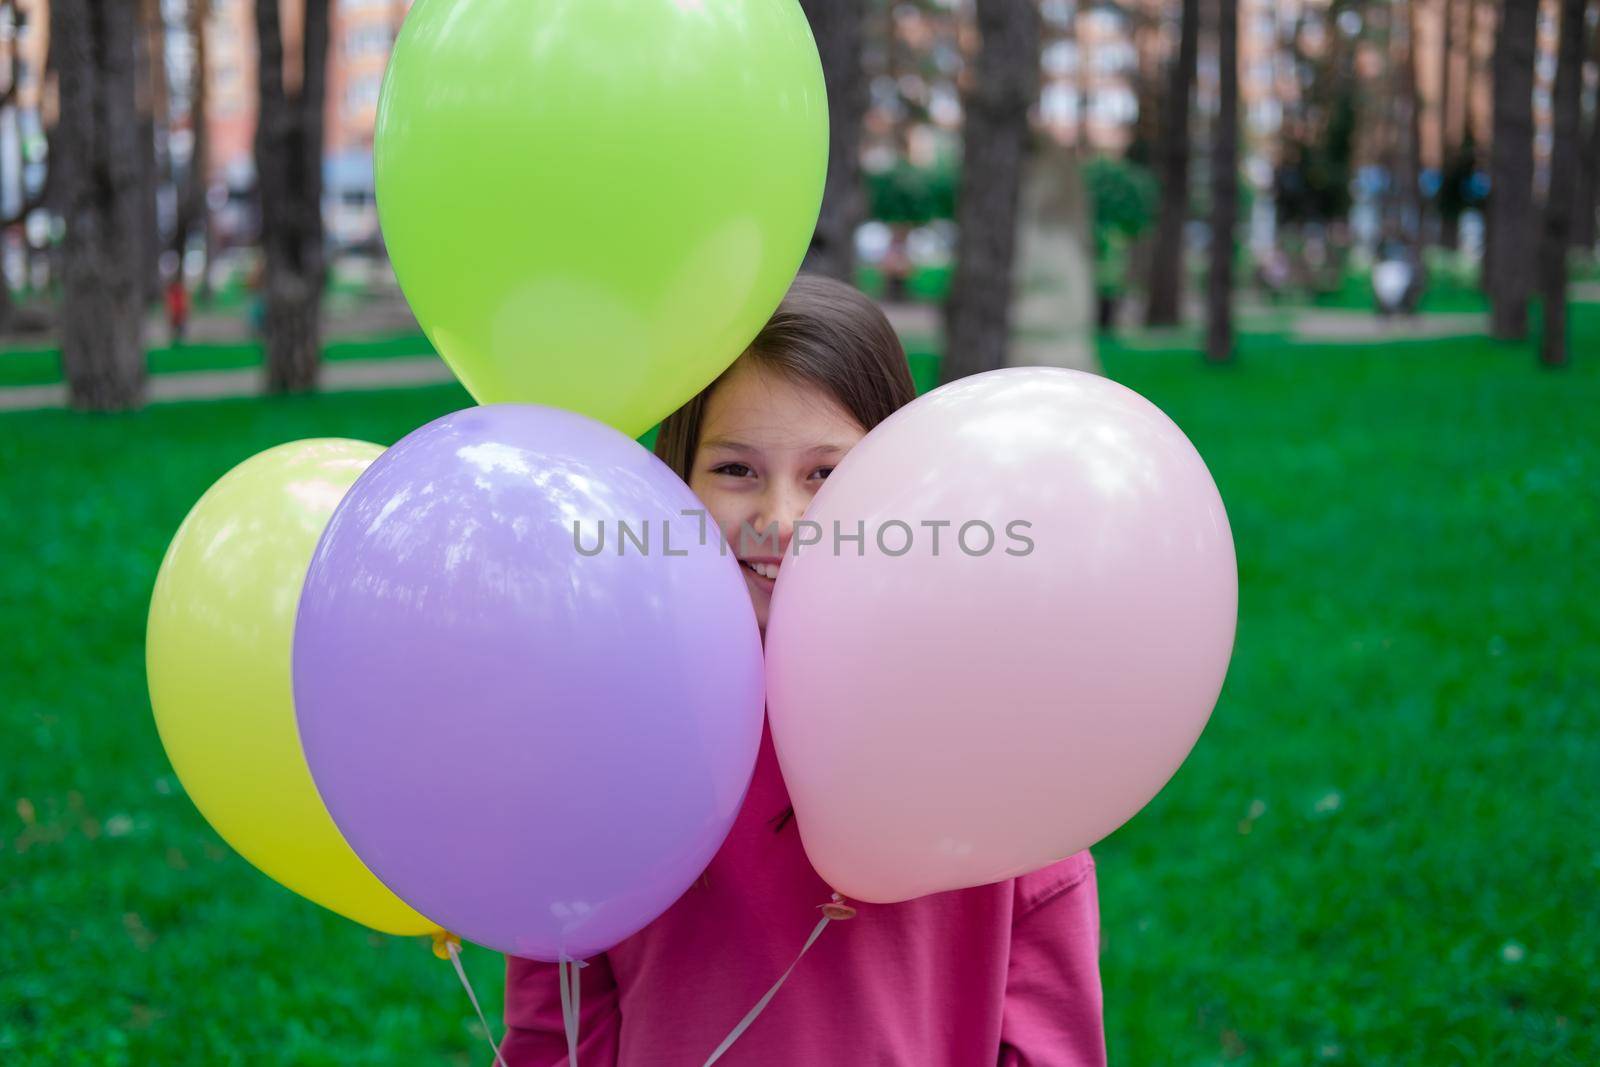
[1085,9,1124,38]
[1250,98,1282,133]
[1042,40,1077,77]
[1091,86,1137,125]
[346,73,382,112]
[1040,82,1079,127]
[347,23,392,57]
[1092,41,1134,76]
[1040,0,1072,29]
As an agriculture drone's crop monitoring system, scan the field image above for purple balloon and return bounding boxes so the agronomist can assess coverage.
[292,405,764,960]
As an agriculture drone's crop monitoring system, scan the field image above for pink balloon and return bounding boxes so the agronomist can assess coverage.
[764,367,1237,904]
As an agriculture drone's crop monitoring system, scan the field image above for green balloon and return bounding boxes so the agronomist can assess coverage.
[375,0,828,437]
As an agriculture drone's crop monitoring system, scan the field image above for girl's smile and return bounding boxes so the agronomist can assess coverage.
[740,556,782,589]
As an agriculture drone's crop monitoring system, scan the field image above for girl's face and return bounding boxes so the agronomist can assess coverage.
[689,358,866,632]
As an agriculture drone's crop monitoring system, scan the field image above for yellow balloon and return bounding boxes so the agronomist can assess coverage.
[146,440,439,937]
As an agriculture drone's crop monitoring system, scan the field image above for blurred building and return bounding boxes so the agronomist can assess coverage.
[864,1,1386,160]
[862,0,965,170]
[323,0,411,246]
[204,0,412,247]
[1038,0,1139,151]
[1,0,1555,262]
[0,1,49,229]
[204,0,257,199]
[2,0,47,108]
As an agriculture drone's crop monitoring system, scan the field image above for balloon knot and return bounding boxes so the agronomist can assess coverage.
[432,930,462,960]
[819,892,856,921]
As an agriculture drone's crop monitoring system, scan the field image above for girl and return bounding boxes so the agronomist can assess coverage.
[500,274,1106,1065]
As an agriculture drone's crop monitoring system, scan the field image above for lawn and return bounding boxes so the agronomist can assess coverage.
[1301,263,1492,315]
[0,332,440,389]
[1094,321,1598,1064]
[1,316,1596,1064]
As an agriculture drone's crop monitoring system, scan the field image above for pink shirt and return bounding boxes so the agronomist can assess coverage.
[501,719,1106,1066]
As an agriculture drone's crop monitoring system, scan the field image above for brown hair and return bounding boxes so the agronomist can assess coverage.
[653,273,917,481]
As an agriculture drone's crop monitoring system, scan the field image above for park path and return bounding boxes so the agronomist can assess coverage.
[1289,309,1487,342]
[0,354,453,413]
[0,299,1517,414]
[0,302,948,414]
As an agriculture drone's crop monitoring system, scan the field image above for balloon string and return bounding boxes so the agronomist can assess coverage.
[444,939,509,1067]
[702,902,844,1066]
[558,956,584,1067]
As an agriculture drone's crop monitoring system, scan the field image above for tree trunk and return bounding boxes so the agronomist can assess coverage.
[1539,0,1585,367]
[1009,140,1100,374]
[1075,4,1093,148]
[0,0,22,333]
[1439,0,1455,167]
[176,0,210,261]
[798,0,866,283]
[138,113,159,298]
[1472,0,1490,283]
[56,0,147,411]
[1440,208,1461,251]
[136,0,165,303]
[1206,0,1238,364]
[1440,201,1465,251]
[1488,0,1537,340]
[1126,21,1164,169]
[256,0,330,393]
[194,0,217,302]
[941,0,1039,384]
[1401,0,1425,257]
[1573,16,1600,252]
[1146,0,1199,327]
[1437,0,1460,252]
[1468,0,1489,143]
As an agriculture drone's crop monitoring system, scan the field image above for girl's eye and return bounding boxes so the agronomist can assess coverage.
[712,463,754,478]
[811,467,835,481]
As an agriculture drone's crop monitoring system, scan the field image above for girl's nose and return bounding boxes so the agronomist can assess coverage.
[750,485,813,556]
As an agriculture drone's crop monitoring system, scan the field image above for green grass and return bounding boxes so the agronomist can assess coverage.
[0,333,439,389]
[2,319,1597,1063]
[1307,274,1491,315]
[1094,318,1599,1064]
[1,385,493,1065]
[1293,260,1492,315]
[854,262,953,304]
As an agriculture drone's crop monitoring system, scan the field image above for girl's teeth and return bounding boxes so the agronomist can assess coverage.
[746,561,779,581]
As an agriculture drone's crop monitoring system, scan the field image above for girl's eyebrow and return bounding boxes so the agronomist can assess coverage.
[698,436,756,452]
[700,437,850,458]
